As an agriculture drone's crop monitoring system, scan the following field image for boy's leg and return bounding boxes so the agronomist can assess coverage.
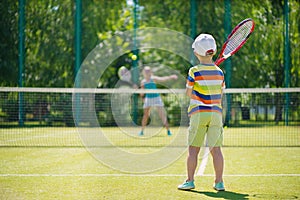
[210,147,224,183]
[187,145,201,181]
[206,113,224,184]
[178,113,207,189]
[186,112,208,180]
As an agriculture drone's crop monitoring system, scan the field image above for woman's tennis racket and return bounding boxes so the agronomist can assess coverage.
[215,18,255,66]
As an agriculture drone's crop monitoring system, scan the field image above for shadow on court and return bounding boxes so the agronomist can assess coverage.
[186,190,249,199]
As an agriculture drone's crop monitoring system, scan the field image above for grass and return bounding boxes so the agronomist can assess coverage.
[0,126,299,199]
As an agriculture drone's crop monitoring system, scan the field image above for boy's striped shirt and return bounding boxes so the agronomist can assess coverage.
[186,64,225,116]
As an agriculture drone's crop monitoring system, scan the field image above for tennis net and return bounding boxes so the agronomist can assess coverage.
[0,87,299,147]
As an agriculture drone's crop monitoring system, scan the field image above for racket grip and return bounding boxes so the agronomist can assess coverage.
[215,53,231,66]
[215,58,224,66]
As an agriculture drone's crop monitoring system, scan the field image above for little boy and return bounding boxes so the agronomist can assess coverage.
[178,34,225,191]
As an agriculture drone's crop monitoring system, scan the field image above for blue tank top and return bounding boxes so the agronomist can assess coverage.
[144,79,160,98]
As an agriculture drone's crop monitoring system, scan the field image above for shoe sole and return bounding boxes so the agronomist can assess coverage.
[213,187,225,191]
[178,187,195,190]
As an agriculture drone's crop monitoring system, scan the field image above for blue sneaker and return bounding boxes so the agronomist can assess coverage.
[213,182,225,191]
[139,131,144,136]
[167,130,172,136]
[178,180,195,190]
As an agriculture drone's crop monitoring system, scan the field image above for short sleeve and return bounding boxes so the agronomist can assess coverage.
[186,68,195,88]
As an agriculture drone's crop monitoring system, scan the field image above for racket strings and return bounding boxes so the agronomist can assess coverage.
[224,21,253,55]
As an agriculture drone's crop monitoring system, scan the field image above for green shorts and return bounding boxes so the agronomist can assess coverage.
[188,112,223,147]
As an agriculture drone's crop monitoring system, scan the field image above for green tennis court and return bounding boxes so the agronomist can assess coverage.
[0,126,299,199]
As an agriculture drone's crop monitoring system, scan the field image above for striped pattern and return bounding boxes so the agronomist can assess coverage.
[186,64,225,116]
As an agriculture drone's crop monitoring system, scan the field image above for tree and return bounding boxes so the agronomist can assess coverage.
[1,0,299,89]
[0,1,18,86]
[25,0,74,87]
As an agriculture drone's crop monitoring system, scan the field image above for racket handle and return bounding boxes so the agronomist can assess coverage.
[215,53,231,66]
[215,58,224,66]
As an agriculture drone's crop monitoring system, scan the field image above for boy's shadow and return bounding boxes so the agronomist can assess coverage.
[188,190,249,200]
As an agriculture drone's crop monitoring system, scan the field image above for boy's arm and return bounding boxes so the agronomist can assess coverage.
[152,75,177,82]
[221,78,226,98]
[186,87,193,98]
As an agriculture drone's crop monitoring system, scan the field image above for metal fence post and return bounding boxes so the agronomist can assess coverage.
[132,0,139,124]
[75,0,82,126]
[284,0,290,126]
[190,0,197,65]
[224,0,232,126]
[18,0,25,127]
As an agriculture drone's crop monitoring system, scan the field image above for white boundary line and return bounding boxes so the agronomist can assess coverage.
[196,147,210,176]
[2,130,78,143]
[0,173,299,177]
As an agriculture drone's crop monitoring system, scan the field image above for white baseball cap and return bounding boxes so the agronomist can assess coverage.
[192,34,217,56]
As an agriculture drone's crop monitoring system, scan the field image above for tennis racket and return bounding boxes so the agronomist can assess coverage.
[118,66,132,83]
[215,18,255,66]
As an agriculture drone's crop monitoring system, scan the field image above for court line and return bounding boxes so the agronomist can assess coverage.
[0,173,299,177]
[196,147,210,176]
[2,130,79,143]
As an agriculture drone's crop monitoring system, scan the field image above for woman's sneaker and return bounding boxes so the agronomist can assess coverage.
[213,182,225,191]
[178,180,195,190]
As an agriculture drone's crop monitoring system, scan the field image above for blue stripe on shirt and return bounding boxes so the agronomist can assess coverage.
[192,90,222,101]
[188,105,222,115]
[187,76,194,82]
[194,70,223,77]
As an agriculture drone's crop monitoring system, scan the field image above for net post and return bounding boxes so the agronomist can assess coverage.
[224,0,232,126]
[284,0,290,126]
[132,0,139,124]
[18,0,25,127]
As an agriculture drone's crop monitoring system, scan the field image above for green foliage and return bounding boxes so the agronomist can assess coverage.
[0,1,18,86]
[289,0,300,87]
[1,0,299,88]
[25,0,74,87]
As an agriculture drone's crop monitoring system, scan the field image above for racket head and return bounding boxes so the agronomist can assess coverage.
[215,18,255,65]
[118,66,132,82]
